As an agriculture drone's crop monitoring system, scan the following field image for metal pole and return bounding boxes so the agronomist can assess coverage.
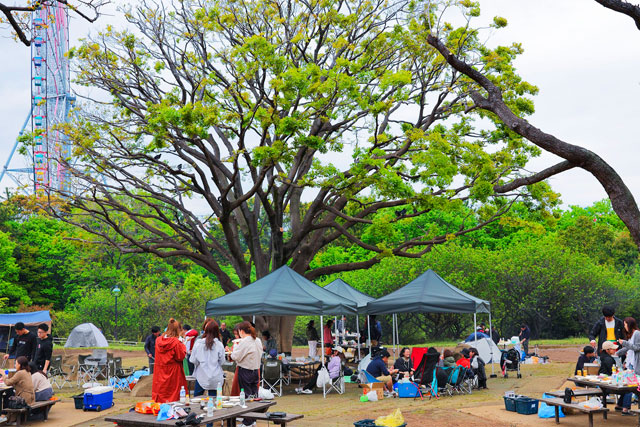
[473,313,477,348]
[395,314,400,355]
[489,311,495,377]
[114,295,118,341]
[320,315,325,398]
[392,314,396,358]
[356,314,361,361]
[367,315,371,355]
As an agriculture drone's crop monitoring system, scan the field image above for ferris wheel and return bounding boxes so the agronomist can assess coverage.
[0,0,74,195]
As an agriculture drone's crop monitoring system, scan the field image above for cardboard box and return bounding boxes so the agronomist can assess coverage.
[584,363,599,375]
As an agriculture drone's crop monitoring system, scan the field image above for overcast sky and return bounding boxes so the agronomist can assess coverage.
[0,0,638,209]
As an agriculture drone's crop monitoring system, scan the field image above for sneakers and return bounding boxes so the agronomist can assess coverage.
[300,389,313,394]
[295,387,302,394]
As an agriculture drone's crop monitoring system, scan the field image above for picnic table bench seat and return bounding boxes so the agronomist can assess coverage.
[538,397,608,427]
[241,411,304,425]
[545,388,603,399]
[2,400,57,426]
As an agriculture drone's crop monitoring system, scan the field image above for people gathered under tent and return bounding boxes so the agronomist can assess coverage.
[366,350,398,391]
[262,330,277,355]
[230,321,262,427]
[306,320,319,358]
[296,347,343,394]
[456,348,471,368]
[393,347,414,380]
[442,349,456,368]
[323,320,334,355]
[574,345,596,375]
[469,347,487,389]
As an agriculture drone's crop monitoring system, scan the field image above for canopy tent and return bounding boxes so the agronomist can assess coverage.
[324,279,375,361]
[0,311,52,354]
[65,323,109,348]
[366,269,495,374]
[366,269,490,315]
[205,265,357,317]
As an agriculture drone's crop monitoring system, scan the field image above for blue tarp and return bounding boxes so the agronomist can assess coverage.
[0,311,51,326]
[464,332,490,342]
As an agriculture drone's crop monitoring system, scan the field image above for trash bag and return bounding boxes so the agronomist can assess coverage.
[374,409,404,426]
[316,367,331,388]
[366,390,379,402]
[538,394,564,419]
[581,397,603,410]
[259,387,275,400]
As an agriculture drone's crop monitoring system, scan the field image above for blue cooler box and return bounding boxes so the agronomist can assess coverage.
[83,386,114,411]
[393,381,420,398]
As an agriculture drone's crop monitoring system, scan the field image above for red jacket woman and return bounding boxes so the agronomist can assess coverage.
[152,318,187,403]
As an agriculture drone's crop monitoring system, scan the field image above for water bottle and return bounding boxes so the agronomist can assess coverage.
[179,386,186,403]
[216,385,223,409]
[207,397,214,417]
[239,388,246,407]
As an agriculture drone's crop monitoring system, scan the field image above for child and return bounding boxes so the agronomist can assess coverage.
[574,345,596,375]
[469,347,487,389]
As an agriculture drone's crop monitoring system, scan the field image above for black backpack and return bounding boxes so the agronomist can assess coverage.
[7,395,29,410]
[563,388,575,404]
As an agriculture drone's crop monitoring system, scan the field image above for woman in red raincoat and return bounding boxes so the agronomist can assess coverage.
[152,318,187,403]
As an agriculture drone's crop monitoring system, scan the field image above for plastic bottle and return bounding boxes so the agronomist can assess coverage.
[239,388,246,407]
[216,385,223,409]
[207,397,214,417]
[179,386,186,403]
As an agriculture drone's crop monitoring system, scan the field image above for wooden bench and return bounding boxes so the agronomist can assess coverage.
[538,397,608,427]
[242,411,304,425]
[545,388,603,399]
[2,400,57,426]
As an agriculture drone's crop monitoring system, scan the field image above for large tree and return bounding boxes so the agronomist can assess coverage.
[41,0,559,349]
[425,0,640,248]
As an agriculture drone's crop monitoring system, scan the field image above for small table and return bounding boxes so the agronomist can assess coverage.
[569,377,640,418]
[104,400,276,427]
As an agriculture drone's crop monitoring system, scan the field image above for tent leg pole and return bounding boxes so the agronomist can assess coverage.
[321,315,326,398]
[395,314,399,355]
[392,314,397,358]
[489,311,496,378]
[473,313,477,347]
[367,315,371,355]
[356,314,361,361]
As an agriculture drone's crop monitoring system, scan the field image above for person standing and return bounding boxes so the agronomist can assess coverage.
[589,306,625,354]
[190,320,225,397]
[34,323,53,373]
[323,320,334,355]
[469,347,488,389]
[306,320,319,358]
[3,322,37,368]
[152,319,188,403]
[220,322,232,347]
[144,326,160,374]
[182,324,198,375]
[231,321,262,427]
[615,317,640,416]
[519,324,531,357]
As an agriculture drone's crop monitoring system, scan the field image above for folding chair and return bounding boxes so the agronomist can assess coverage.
[323,365,346,397]
[261,359,283,397]
[49,355,71,389]
[109,357,135,392]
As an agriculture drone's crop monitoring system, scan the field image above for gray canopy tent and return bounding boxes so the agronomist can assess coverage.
[366,269,495,372]
[324,279,375,360]
[205,265,358,397]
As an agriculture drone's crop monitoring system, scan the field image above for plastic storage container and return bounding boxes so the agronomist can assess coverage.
[503,395,518,412]
[83,386,114,412]
[515,396,539,415]
[72,394,84,410]
[393,381,420,398]
[354,420,406,427]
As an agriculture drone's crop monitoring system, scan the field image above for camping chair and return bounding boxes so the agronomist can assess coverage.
[324,365,345,397]
[49,355,71,389]
[221,361,236,373]
[415,352,440,398]
[109,357,135,392]
[77,354,93,386]
[261,359,283,397]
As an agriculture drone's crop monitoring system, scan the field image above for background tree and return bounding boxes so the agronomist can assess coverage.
[38,0,569,350]
[0,0,107,46]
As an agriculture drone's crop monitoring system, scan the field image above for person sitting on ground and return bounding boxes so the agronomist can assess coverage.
[366,350,398,391]
[574,345,596,375]
[598,341,618,375]
[442,349,456,368]
[469,347,487,389]
[393,347,414,380]
[262,330,277,355]
[29,362,54,401]
[456,348,471,369]
[297,347,343,394]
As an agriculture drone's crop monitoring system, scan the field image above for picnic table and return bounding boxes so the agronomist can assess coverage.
[0,385,13,411]
[545,388,603,399]
[104,400,276,427]
[538,397,608,427]
[569,376,640,418]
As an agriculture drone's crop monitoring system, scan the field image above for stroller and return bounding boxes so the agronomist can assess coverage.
[500,348,521,378]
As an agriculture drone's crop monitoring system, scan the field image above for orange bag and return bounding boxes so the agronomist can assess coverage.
[135,401,160,415]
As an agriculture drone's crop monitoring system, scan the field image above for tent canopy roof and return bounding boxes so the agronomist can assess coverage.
[0,311,51,327]
[366,269,490,315]
[205,265,358,317]
[324,279,374,313]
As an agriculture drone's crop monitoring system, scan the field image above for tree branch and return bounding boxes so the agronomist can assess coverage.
[594,0,640,30]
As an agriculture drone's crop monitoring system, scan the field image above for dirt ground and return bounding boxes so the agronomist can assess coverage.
[28,345,632,426]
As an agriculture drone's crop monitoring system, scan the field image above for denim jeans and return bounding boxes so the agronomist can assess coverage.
[618,392,632,409]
